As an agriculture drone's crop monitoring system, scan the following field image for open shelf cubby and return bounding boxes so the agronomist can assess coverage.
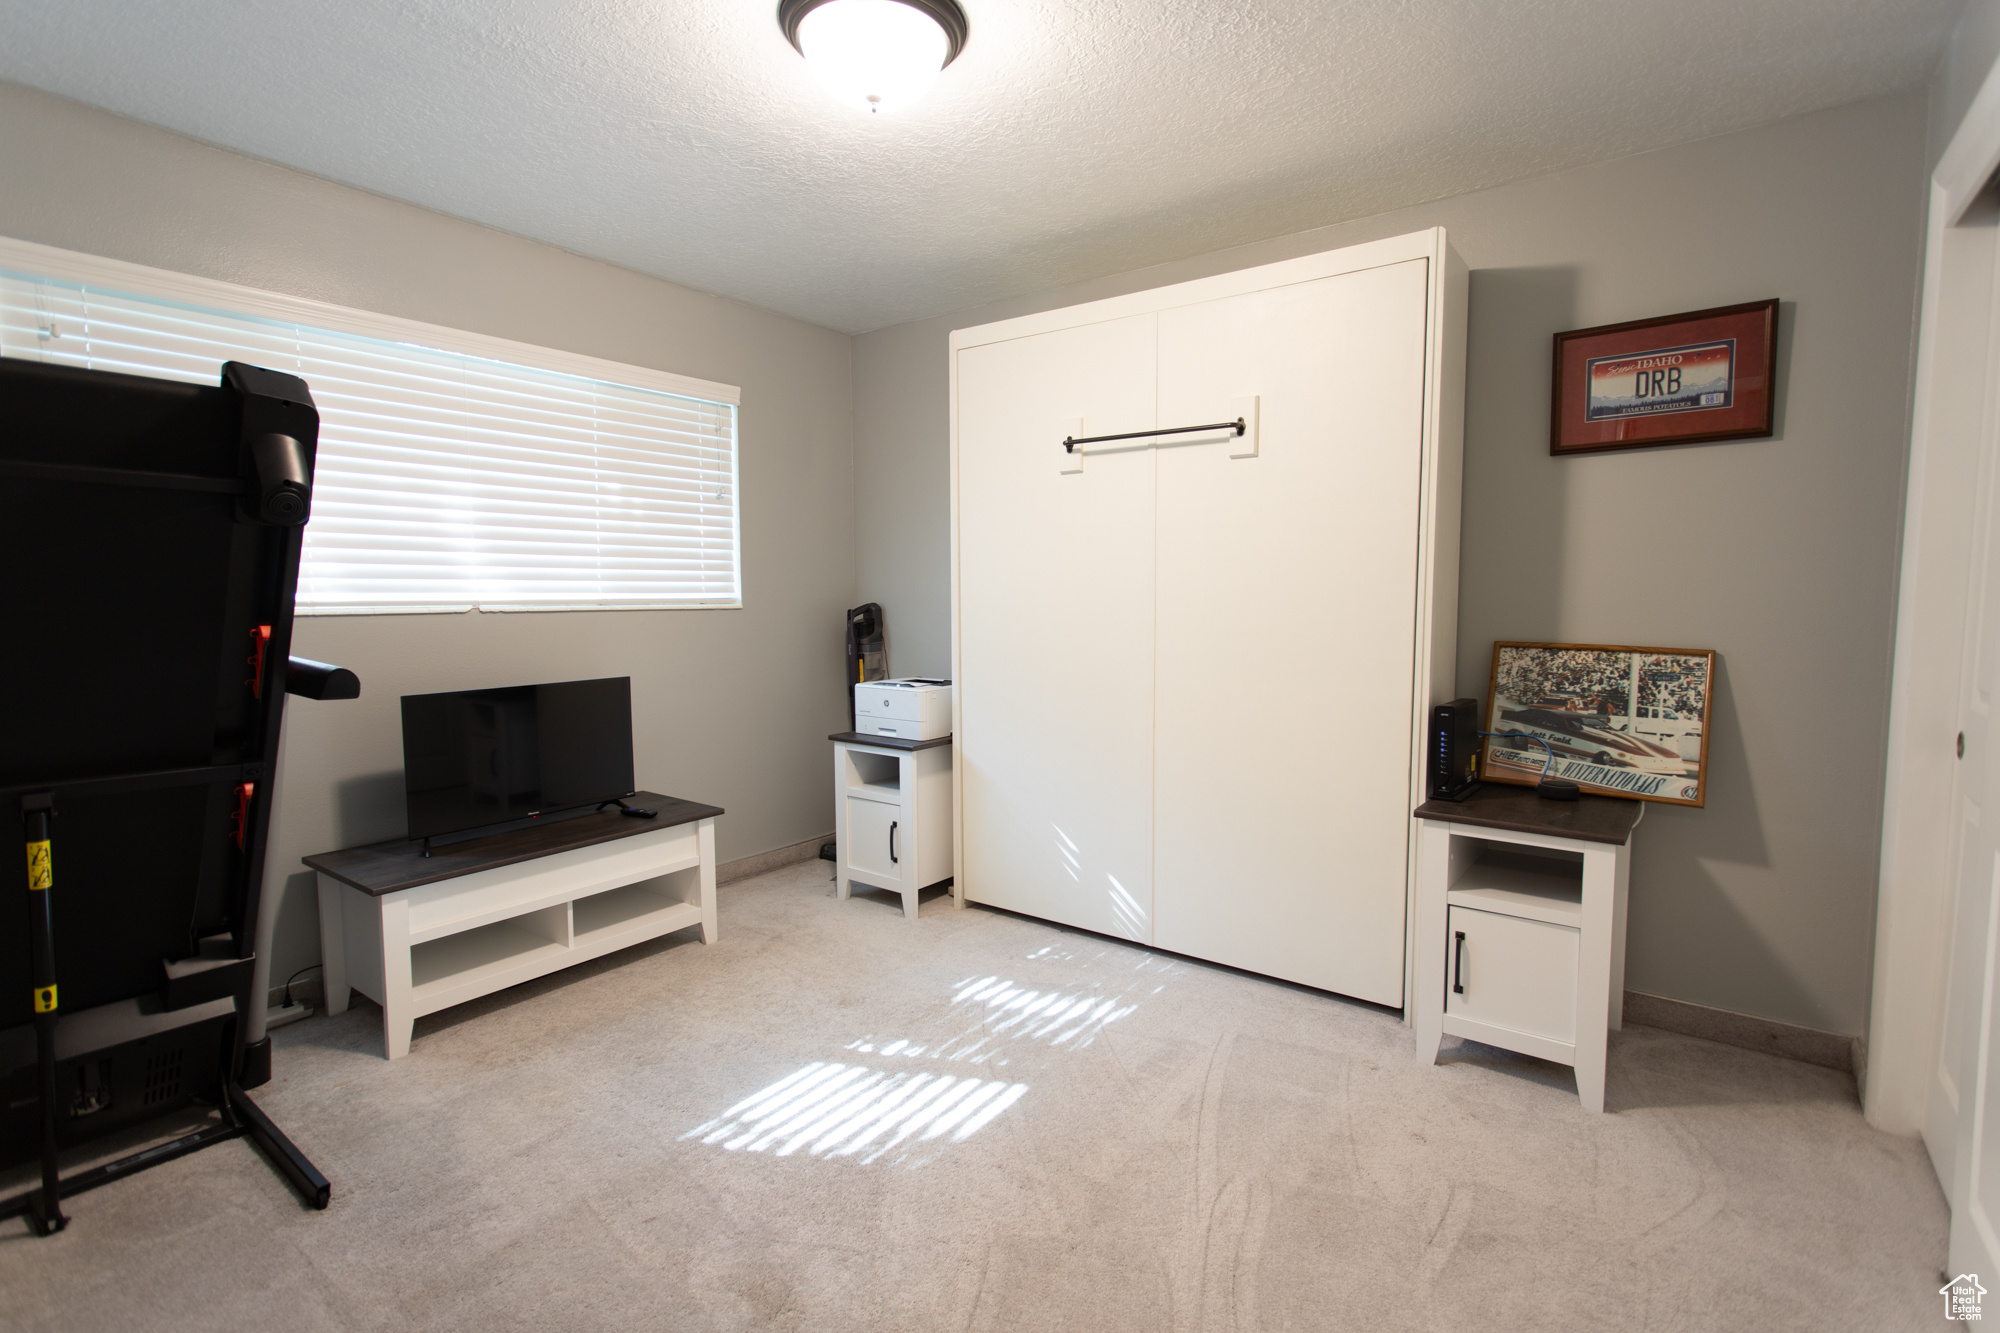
[844,749,901,794]
[1445,838,1583,927]
[573,872,700,943]
[410,905,569,998]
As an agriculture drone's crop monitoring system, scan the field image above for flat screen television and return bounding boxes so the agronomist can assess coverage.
[401,676,636,842]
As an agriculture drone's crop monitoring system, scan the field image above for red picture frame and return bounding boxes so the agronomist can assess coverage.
[1550,298,1778,455]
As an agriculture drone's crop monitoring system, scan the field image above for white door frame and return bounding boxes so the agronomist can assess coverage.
[1869,54,2000,1140]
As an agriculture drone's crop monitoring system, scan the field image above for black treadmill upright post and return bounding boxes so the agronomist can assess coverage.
[22,793,67,1235]
[215,363,334,1211]
[224,361,316,1094]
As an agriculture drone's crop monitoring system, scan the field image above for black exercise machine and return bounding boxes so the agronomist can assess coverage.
[0,358,353,1233]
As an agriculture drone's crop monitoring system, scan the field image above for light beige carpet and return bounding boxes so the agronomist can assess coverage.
[0,859,1948,1331]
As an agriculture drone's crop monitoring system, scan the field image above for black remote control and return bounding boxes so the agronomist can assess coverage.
[598,799,658,819]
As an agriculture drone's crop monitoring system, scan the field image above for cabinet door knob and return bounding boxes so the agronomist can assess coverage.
[890,820,899,864]
[1452,930,1466,995]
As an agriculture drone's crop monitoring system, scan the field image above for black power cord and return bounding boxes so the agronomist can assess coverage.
[1480,729,1581,801]
[282,964,322,1009]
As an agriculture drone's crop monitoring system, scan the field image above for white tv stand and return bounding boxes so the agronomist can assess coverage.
[308,793,721,1059]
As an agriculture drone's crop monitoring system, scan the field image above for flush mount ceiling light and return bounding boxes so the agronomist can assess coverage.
[778,0,968,114]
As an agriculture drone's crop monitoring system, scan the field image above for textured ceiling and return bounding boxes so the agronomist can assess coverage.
[0,0,1963,333]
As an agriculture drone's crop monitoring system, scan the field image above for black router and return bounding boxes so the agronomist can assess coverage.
[1429,698,1481,802]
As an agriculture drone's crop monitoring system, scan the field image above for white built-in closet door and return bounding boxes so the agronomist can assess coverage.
[1936,207,2000,1284]
[1152,259,1430,1004]
[956,314,1159,939]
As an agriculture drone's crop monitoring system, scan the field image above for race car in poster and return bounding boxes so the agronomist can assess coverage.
[1482,643,1715,806]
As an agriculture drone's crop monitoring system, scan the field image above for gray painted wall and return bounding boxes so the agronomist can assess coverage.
[0,81,857,994]
[1932,0,2000,166]
[852,92,1927,1037]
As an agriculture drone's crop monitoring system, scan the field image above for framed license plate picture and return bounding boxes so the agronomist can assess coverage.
[1550,299,1777,455]
[1483,642,1716,806]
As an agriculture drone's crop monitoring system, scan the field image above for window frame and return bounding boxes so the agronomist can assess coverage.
[0,234,743,615]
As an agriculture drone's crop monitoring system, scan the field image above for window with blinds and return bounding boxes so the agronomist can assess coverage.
[0,266,740,613]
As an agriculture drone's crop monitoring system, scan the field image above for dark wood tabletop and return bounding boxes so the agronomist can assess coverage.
[828,730,952,752]
[304,792,724,896]
[1414,781,1643,846]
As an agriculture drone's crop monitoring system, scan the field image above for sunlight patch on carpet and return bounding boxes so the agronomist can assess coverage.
[682,1062,1026,1167]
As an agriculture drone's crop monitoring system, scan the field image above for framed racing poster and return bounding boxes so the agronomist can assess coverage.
[1482,642,1716,806]
[1550,299,1777,455]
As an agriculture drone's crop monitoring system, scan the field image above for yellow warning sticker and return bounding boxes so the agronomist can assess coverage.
[26,839,50,891]
[33,985,56,1013]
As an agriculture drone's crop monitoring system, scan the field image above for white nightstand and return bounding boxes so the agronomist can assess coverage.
[1413,784,1644,1112]
[830,731,953,918]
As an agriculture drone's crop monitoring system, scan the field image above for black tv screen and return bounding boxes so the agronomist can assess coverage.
[401,677,635,841]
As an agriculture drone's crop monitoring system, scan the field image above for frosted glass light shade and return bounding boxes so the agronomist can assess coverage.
[795,0,949,114]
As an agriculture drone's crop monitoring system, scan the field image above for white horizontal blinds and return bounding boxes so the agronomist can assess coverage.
[0,275,303,385]
[295,335,738,611]
[0,270,740,612]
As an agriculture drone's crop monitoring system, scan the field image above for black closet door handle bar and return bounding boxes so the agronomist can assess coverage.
[890,820,899,864]
[1452,931,1466,995]
[1063,418,1245,452]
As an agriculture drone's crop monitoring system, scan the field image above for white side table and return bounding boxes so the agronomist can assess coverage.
[830,731,953,918]
[1413,785,1643,1112]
